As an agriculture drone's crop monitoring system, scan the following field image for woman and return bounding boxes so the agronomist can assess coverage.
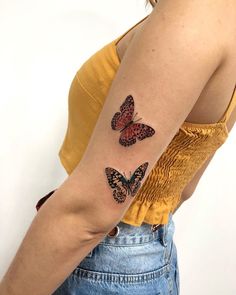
[0,0,235,294]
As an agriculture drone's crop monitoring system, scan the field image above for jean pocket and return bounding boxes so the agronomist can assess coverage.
[72,262,170,284]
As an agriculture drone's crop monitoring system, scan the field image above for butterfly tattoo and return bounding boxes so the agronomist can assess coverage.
[111,95,155,147]
[105,162,149,204]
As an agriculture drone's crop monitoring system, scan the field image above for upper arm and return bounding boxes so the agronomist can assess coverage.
[55,0,226,234]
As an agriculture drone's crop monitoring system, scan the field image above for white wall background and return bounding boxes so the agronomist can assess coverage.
[0,1,235,294]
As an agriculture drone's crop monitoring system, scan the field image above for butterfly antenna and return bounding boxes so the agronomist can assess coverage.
[134,117,142,123]
[133,112,143,123]
[133,112,138,120]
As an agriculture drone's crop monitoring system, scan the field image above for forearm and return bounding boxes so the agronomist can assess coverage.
[0,156,149,295]
[0,189,107,295]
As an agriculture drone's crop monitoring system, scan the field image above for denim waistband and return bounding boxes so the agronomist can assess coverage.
[100,213,174,248]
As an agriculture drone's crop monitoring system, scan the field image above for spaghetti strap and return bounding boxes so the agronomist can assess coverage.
[114,14,150,46]
[219,83,236,123]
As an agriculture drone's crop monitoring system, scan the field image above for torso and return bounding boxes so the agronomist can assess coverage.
[116,5,236,132]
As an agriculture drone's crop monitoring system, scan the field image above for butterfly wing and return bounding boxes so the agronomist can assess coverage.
[105,167,130,203]
[111,95,134,130]
[128,162,149,197]
[119,123,155,147]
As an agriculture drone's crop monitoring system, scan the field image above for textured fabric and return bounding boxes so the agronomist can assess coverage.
[52,214,179,295]
[58,14,236,226]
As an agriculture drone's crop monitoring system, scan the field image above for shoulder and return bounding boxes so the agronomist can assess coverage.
[145,0,236,63]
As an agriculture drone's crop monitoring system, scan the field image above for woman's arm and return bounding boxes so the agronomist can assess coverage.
[0,0,226,294]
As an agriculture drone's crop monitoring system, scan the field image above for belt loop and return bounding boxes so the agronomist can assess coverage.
[161,224,168,247]
[151,223,168,247]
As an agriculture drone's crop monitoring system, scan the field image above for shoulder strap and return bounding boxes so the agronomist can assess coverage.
[219,83,236,123]
[114,14,150,46]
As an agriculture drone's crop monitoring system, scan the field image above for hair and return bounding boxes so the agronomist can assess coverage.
[145,0,158,8]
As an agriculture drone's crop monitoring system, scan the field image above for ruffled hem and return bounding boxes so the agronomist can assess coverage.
[121,196,181,226]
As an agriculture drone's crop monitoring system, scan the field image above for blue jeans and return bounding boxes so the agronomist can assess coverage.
[52,213,180,294]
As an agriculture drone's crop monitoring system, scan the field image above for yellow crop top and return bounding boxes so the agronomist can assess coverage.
[58,14,236,226]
